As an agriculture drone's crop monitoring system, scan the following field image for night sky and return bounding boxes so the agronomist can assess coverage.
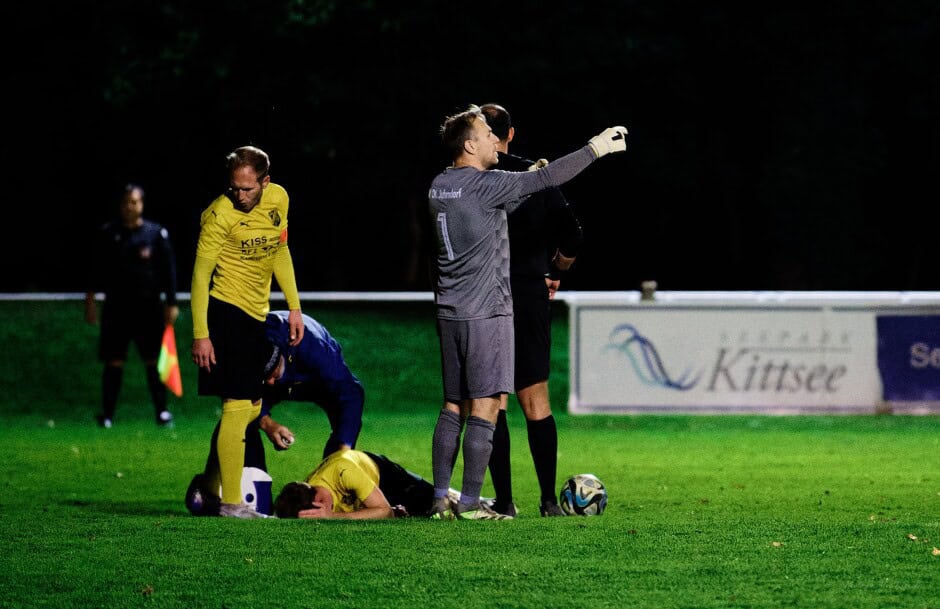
[6,1,937,293]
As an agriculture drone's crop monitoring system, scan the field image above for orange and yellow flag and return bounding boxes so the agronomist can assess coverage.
[157,324,183,397]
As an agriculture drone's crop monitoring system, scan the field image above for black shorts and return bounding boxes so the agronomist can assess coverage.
[366,452,434,517]
[99,299,164,363]
[511,277,552,390]
[197,297,269,401]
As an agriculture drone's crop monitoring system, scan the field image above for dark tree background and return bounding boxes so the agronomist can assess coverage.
[5,1,937,293]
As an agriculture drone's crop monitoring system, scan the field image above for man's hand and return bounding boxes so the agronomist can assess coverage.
[545,277,561,301]
[546,249,575,300]
[164,305,180,326]
[192,337,216,372]
[527,158,549,171]
[588,126,628,158]
[287,309,304,346]
[297,503,332,519]
[260,415,295,450]
[84,293,98,325]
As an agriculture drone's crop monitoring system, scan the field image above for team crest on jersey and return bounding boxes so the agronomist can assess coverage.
[268,209,282,227]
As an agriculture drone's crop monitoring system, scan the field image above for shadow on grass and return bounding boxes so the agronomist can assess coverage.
[62,499,186,518]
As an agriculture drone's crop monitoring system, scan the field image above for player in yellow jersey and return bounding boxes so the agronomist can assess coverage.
[191,145,304,519]
[273,449,446,519]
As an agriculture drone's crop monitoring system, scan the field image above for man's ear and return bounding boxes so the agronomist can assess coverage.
[261,175,271,189]
[314,486,333,509]
[462,137,476,156]
[507,126,515,144]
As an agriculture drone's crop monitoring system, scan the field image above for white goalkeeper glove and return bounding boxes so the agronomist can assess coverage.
[588,126,628,158]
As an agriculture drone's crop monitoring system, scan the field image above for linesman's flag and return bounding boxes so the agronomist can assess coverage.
[158,324,183,397]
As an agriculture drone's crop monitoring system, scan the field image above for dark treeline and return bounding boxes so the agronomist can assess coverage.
[6,1,937,292]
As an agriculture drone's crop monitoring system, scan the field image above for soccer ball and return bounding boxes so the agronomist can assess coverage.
[559,473,608,516]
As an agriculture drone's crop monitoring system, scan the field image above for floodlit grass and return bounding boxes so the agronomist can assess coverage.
[0,301,938,609]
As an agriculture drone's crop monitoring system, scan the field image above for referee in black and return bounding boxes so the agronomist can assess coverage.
[85,183,179,428]
[480,104,583,517]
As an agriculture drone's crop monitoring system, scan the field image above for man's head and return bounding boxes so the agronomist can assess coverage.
[440,105,500,169]
[226,146,270,212]
[262,343,284,385]
[119,183,145,228]
[480,103,514,151]
[274,481,333,518]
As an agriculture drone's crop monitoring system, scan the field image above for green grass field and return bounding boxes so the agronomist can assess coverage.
[1,300,938,609]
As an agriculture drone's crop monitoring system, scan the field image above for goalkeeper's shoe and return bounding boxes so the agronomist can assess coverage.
[455,502,512,521]
[429,496,455,521]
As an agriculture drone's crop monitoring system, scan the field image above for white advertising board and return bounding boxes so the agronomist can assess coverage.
[567,292,940,414]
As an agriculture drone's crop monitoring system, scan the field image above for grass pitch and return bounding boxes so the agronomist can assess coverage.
[0,300,937,609]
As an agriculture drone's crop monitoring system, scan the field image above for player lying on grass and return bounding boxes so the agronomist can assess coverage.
[186,311,365,515]
[274,449,452,519]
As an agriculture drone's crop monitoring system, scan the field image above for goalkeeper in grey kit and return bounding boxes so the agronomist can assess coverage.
[427,104,627,520]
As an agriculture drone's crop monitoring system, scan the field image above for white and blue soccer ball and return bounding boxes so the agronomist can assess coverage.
[559,473,608,516]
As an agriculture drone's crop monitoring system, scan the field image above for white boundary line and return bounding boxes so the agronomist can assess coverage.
[4,290,940,304]
[0,291,436,302]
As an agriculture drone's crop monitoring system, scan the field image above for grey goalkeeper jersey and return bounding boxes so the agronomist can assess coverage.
[429,145,596,320]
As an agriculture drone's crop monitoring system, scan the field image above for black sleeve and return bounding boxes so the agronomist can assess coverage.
[547,188,583,259]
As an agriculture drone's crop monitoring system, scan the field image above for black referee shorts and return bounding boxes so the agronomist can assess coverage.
[511,277,552,390]
[99,299,164,363]
[197,297,269,401]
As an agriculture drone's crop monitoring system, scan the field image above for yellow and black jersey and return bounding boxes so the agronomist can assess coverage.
[192,183,300,338]
[304,450,380,514]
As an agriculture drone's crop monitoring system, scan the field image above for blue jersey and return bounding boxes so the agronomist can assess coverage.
[261,311,364,450]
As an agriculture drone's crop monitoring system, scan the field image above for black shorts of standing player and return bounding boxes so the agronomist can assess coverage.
[98,299,165,362]
[198,297,269,400]
[511,277,552,390]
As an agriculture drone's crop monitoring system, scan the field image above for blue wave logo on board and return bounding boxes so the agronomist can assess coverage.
[606,324,701,391]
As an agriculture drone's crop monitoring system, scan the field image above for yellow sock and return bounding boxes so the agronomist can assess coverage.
[217,399,261,504]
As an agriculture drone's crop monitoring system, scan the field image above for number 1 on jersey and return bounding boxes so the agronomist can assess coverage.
[437,213,455,261]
